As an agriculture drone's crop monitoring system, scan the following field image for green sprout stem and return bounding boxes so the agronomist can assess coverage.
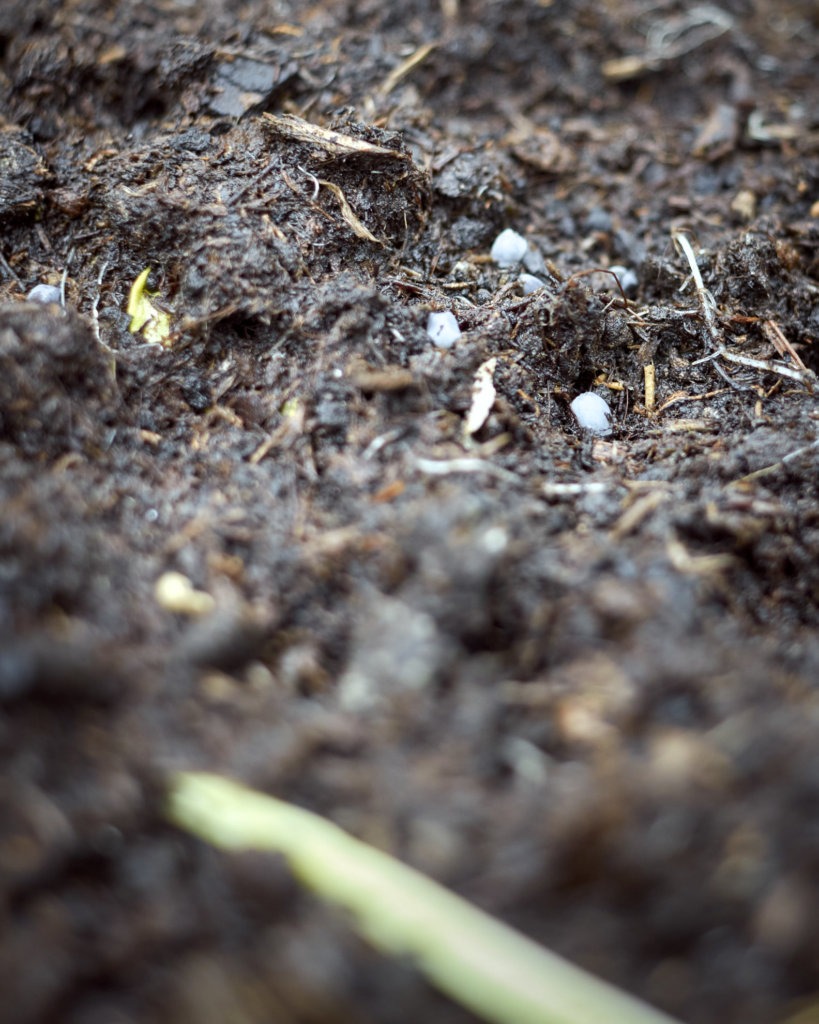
[167,772,681,1024]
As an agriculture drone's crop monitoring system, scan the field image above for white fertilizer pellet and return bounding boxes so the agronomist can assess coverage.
[426,310,461,348]
[608,265,638,295]
[570,392,613,436]
[490,229,528,267]
[518,273,544,294]
[26,284,62,305]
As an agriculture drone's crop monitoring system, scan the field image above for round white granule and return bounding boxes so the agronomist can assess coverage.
[26,283,62,305]
[490,228,528,267]
[518,273,544,294]
[570,392,613,436]
[608,265,639,295]
[426,310,461,349]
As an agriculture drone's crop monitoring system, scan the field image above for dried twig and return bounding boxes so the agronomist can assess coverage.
[317,179,381,244]
[644,362,656,413]
[713,348,811,383]
[730,436,819,485]
[0,250,23,287]
[610,490,669,541]
[603,5,733,81]
[542,481,608,499]
[654,387,730,415]
[262,113,410,162]
[672,231,815,391]
[761,319,808,372]
[90,259,114,350]
[378,42,437,97]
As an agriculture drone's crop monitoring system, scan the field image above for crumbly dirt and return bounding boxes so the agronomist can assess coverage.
[1,2,819,1023]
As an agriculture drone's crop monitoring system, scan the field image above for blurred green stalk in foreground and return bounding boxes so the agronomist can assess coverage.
[167,772,682,1024]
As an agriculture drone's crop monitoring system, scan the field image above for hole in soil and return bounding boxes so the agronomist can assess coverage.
[137,97,168,123]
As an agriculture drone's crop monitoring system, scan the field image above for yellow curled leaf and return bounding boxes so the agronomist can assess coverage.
[127,267,172,346]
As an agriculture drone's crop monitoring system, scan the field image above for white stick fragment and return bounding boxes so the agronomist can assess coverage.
[491,229,528,267]
[427,310,462,348]
[542,481,608,498]
[672,232,718,336]
[465,358,498,435]
[570,392,613,436]
[415,457,518,482]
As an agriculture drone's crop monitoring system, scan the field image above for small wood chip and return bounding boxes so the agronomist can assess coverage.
[644,362,656,413]
[465,358,497,436]
[262,113,409,162]
[318,179,381,244]
[348,365,416,392]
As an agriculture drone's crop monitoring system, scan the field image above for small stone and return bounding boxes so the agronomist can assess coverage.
[584,208,612,233]
[426,310,461,349]
[730,188,757,221]
[570,392,613,436]
[490,228,528,267]
[209,57,293,117]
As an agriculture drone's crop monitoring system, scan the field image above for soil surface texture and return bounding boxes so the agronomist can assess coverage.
[2,2,819,1022]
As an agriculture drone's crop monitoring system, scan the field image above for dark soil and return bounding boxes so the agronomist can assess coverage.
[2,2,819,1022]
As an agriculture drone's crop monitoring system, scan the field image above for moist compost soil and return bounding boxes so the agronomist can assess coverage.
[2,2,819,1022]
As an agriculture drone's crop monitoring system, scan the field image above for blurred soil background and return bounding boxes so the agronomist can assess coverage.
[1,1,819,1022]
